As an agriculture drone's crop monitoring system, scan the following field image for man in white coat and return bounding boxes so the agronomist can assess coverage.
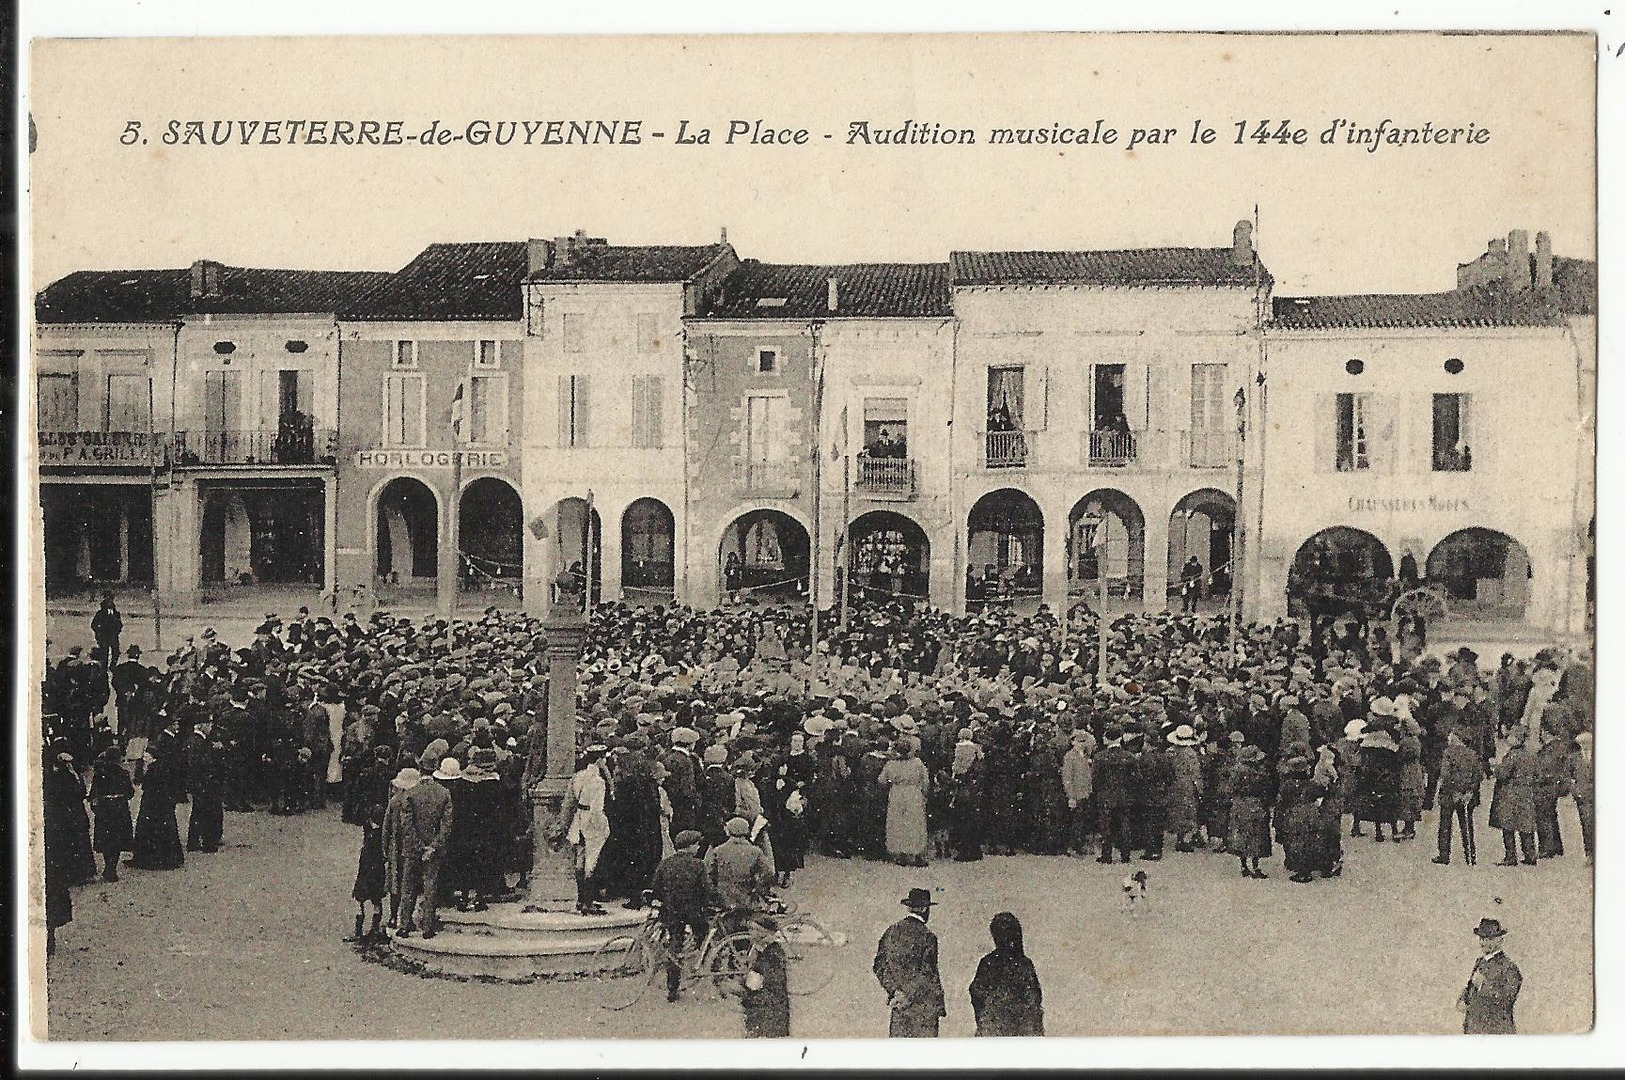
[562,744,611,915]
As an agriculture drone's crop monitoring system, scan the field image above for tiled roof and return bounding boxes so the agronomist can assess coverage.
[345,242,528,321]
[524,243,731,283]
[699,261,952,319]
[1269,285,1565,330]
[36,266,393,324]
[950,247,1269,288]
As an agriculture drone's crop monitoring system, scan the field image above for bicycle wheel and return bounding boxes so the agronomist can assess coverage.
[778,915,838,997]
[592,934,657,1011]
[700,931,757,998]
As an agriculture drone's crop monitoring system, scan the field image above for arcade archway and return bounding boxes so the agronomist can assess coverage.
[1287,526,1394,618]
[622,497,676,601]
[1068,489,1145,602]
[376,477,439,585]
[845,510,930,604]
[459,477,523,599]
[1167,488,1236,606]
[966,488,1043,608]
[720,509,810,603]
[552,497,603,607]
[1425,528,1531,620]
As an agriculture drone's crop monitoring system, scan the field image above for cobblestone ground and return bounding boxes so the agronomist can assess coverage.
[42,792,1591,1040]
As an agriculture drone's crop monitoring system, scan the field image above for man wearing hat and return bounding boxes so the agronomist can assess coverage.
[395,758,456,939]
[650,830,708,1002]
[704,816,773,917]
[561,745,612,916]
[873,887,946,1037]
[1458,917,1522,1034]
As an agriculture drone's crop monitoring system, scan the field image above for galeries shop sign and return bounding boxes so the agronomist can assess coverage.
[1347,495,1469,513]
[354,449,508,469]
[38,430,162,465]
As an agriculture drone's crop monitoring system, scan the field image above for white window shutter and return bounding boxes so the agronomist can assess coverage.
[1375,392,1399,474]
[1035,366,1049,431]
[1124,360,1147,431]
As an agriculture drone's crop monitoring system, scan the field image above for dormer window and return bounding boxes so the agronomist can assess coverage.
[756,348,778,374]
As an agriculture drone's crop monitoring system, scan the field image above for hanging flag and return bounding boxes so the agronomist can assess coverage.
[450,381,466,438]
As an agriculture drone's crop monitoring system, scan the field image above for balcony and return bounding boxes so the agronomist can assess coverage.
[854,456,916,499]
[1432,447,1473,473]
[174,427,338,467]
[733,457,801,497]
[1182,429,1236,469]
[981,429,1032,469]
[1084,429,1140,468]
[37,430,167,468]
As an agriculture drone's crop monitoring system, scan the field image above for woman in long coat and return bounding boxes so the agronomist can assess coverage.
[879,740,929,866]
[1165,730,1204,851]
[1489,728,1539,865]
[968,911,1044,1036]
[1202,735,1240,851]
[1276,757,1323,882]
[130,734,185,870]
[447,749,508,908]
[1227,746,1273,878]
[813,734,855,857]
[45,742,97,886]
[89,745,135,881]
[1353,721,1402,842]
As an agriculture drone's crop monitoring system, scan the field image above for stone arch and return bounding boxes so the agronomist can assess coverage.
[622,497,676,600]
[374,476,440,583]
[966,487,1044,607]
[1425,527,1532,620]
[1168,488,1237,603]
[459,476,524,596]
[846,509,931,603]
[720,508,811,603]
[1067,488,1146,601]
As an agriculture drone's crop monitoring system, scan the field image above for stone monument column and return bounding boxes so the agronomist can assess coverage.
[526,577,587,909]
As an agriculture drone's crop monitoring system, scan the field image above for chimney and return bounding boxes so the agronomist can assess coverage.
[1231,219,1254,267]
[827,276,839,313]
[1505,229,1531,290]
[189,259,223,300]
[720,225,729,245]
[1534,231,1554,289]
[526,238,554,274]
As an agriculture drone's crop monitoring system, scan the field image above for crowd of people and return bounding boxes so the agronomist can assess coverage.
[41,591,1593,962]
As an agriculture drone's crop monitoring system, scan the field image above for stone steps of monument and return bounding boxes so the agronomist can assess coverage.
[388,902,646,979]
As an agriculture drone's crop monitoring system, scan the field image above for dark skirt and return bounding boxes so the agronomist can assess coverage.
[131,797,185,870]
[352,821,386,902]
[1227,796,1272,859]
[93,798,135,854]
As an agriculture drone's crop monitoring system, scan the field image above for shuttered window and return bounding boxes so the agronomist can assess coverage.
[204,370,241,436]
[106,374,151,432]
[630,374,664,448]
[468,374,508,445]
[562,313,586,353]
[37,373,78,430]
[384,373,425,447]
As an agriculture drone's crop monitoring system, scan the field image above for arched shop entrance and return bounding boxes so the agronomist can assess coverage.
[552,497,603,607]
[1425,528,1532,622]
[622,498,676,602]
[966,488,1043,609]
[720,509,810,603]
[1167,488,1236,606]
[1067,489,1145,603]
[376,477,439,587]
[845,510,930,604]
[459,477,524,601]
[1287,526,1395,619]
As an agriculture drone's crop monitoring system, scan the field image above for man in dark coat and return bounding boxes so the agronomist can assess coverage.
[1432,729,1484,866]
[1092,728,1135,864]
[111,646,151,742]
[1458,918,1522,1033]
[696,744,736,850]
[660,729,701,836]
[183,718,226,853]
[873,887,946,1037]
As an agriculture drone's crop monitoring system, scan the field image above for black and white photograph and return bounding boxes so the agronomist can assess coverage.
[17,14,1610,1067]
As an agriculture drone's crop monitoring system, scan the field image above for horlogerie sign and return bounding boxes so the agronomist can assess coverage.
[354,449,508,469]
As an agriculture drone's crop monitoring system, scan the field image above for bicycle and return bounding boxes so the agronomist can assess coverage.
[710,894,840,999]
[590,896,755,1011]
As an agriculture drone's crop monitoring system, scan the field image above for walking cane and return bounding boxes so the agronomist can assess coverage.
[1462,798,1477,866]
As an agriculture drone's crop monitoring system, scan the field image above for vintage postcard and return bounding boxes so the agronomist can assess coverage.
[19,22,1604,1066]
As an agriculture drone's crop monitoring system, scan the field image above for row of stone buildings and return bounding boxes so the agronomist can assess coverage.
[33,222,1595,635]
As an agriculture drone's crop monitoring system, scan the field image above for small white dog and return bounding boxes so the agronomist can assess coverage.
[1121,870,1150,917]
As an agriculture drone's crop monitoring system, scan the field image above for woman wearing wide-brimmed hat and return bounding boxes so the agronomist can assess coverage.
[1353,700,1402,842]
[1165,725,1204,852]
